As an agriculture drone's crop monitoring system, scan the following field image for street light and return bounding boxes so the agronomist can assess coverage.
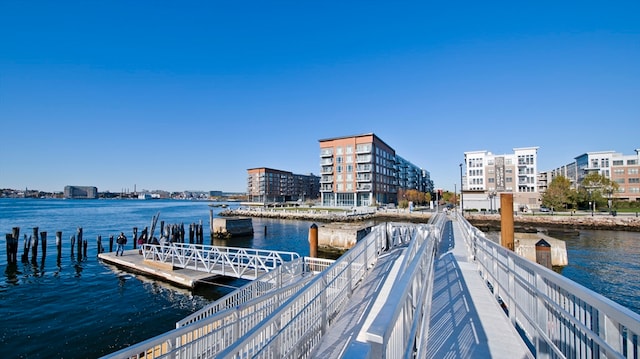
[459,163,464,217]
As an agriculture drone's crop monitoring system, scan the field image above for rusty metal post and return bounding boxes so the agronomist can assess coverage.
[309,223,318,258]
[500,193,514,251]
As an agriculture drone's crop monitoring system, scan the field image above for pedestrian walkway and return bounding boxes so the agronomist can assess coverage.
[426,218,533,358]
[311,246,406,358]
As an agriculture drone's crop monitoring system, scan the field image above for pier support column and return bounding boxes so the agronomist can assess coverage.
[500,193,514,251]
[309,224,318,258]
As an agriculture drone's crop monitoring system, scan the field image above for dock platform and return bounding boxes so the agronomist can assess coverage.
[98,250,219,288]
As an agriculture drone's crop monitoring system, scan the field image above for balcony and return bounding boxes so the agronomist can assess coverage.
[320,148,333,157]
[356,155,372,163]
[321,175,333,183]
[321,166,333,174]
[321,158,333,166]
[320,184,333,192]
[356,164,372,172]
[356,144,372,154]
[356,174,371,182]
[356,184,372,191]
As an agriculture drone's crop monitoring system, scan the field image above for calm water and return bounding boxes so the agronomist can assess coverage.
[0,199,316,358]
[1,199,639,358]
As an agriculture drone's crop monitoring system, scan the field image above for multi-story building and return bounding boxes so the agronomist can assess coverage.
[319,133,432,207]
[549,149,640,202]
[64,185,98,199]
[246,167,319,204]
[463,147,539,212]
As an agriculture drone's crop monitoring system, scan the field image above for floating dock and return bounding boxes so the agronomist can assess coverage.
[98,250,219,288]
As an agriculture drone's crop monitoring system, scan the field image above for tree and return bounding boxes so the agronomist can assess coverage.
[541,176,575,211]
[578,172,619,210]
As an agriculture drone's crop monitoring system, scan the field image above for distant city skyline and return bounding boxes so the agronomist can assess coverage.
[2,2,638,193]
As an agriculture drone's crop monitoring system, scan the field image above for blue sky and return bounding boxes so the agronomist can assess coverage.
[1,1,638,193]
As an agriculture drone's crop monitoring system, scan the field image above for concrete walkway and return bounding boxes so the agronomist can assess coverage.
[311,247,406,358]
[426,218,533,359]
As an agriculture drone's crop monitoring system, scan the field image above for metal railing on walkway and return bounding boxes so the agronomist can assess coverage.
[102,256,334,359]
[343,213,446,358]
[142,243,300,280]
[456,212,640,359]
[216,222,426,358]
[177,257,335,328]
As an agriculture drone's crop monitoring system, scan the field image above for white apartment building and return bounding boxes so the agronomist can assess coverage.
[463,147,539,212]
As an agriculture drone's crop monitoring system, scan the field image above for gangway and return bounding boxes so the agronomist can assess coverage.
[141,242,300,280]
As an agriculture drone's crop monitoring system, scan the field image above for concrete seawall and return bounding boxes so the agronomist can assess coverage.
[221,208,640,231]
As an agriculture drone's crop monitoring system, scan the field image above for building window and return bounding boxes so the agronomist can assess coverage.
[346,145,353,154]
[629,169,639,175]
[336,147,343,155]
[613,160,624,166]
[628,160,637,165]
[629,178,640,184]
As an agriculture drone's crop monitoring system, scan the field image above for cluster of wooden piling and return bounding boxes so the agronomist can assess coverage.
[4,220,211,265]
[4,226,91,265]
[157,221,205,244]
[4,226,142,264]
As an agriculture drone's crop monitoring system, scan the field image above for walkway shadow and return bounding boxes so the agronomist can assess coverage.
[427,251,492,358]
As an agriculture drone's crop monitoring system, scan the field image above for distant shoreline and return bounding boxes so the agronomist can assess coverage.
[221,208,640,232]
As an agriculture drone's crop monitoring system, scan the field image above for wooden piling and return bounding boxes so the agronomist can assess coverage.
[83,239,88,257]
[264,225,267,236]
[209,210,214,242]
[133,227,138,250]
[31,228,39,261]
[109,235,114,252]
[56,231,62,259]
[22,234,30,262]
[77,227,83,258]
[309,224,318,258]
[70,235,76,256]
[500,193,515,251]
[5,234,18,264]
[189,223,195,244]
[40,231,47,259]
[97,235,103,254]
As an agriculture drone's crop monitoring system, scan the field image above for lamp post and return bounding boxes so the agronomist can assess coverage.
[488,191,496,214]
[459,163,464,217]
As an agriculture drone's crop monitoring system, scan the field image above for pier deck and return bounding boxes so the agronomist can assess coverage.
[98,250,219,288]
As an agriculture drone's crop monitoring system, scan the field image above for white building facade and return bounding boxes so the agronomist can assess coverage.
[463,147,540,212]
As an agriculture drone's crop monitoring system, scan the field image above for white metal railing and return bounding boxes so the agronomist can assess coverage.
[142,243,300,280]
[345,214,446,358]
[177,257,334,328]
[216,222,420,358]
[101,257,334,359]
[455,212,640,359]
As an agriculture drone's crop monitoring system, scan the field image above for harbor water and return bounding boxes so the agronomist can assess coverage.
[1,198,639,358]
